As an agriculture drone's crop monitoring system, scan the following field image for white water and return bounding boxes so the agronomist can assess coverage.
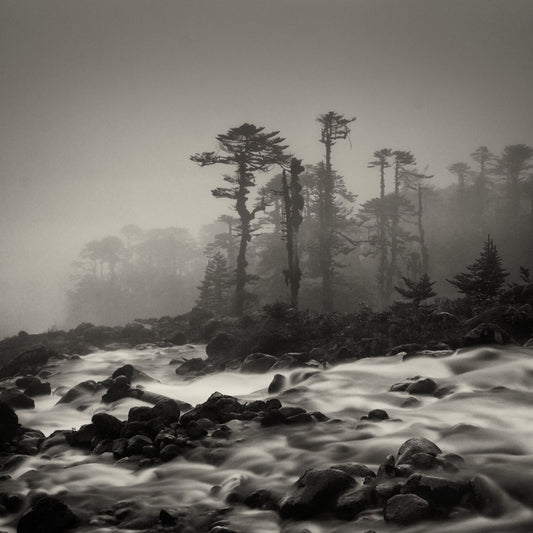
[3,344,533,532]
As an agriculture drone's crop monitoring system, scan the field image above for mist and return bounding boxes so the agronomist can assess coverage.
[1,0,532,336]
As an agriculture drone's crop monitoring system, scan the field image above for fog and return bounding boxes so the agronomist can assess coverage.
[1,0,532,337]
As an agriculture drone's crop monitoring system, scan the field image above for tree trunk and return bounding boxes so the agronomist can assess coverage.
[234,165,251,316]
[418,185,429,275]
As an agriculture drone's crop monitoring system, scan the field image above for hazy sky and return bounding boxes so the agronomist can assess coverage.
[1,0,532,335]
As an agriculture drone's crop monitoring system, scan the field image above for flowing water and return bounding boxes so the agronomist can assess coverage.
[2,344,533,532]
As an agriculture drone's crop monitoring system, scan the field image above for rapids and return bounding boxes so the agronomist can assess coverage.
[2,344,533,532]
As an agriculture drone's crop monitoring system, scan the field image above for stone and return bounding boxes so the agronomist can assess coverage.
[185,420,208,440]
[128,406,154,422]
[244,489,279,511]
[56,380,101,404]
[0,400,19,442]
[330,463,376,478]
[23,380,51,397]
[17,495,77,533]
[127,435,153,455]
[0,389,34,409]
[384,493,431,525]
[15,376,40,389]
[175,358,207,375]
[168,331,187,346]
[407,378,437,395]
[401,473,468,507]
[268,374,286,394]
[160,444,181,462]
[205,333,241,362]
[367,409,389,421]
[0,346,53,379]
[91,412,124,439]
[335,486,374,520]
[397,437,442,465]
[260,409,286,427]
[470,474,506,518]
[463,323,516,347]
[279,468,356,519]
[152,399,181,423]
[240,353,278,373]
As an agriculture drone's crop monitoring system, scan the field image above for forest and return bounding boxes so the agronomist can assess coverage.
[66,112,533,330]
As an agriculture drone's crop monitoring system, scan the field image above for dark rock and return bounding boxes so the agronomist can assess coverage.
[245,400,267,412]
[244,489,279,511]
[57,380,101,404]
[111,364,135,382]
[268,374,286,394]
[402,473,468,507]
[175,358,207,375]
[102,376,131,403]
[127,435,153,455]
[367,409,389,421]
[265,398,282,410]
[23,380,51,397]
[286,413,314,424]
[68,423,95,448]
[260,409,286,427]
[407,378,437,396]
[279,406,306,418]
[121,421,149,439]
[384,493,431,525]
[270,355,300,370]
[160,444,181,462]
[104,342,132,351]
[168,331,187,345]
[15,376,40,390]
[335,486,374,520]
[0,493,23,513]
[185,421,208,440]
[240,353,278,373]
[152,399,181,423]
[388,344,424,356]
[434,385,456,398]
[279,468,356,519]
[206,333,241,362]
[463,323,516,347]
[401,397,421,408]
[0,401,19,442]
[390,376,421,392]
[375,480,404,501]
[411,452,440,470]
[0,346,53,379]
[333,346,356,362]
[331,463,376,478]
[470,474,506,518]
[0,389,34,409]
[16,427,44,455]
[17,495,77,533]
[397,437,442,465]
[112,438,128,459]
[91,413,124,439]
[128,406,154,422]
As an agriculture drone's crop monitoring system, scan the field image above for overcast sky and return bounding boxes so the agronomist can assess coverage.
[1,0,532,335]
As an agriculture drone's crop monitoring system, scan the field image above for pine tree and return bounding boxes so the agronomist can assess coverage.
[196,251,232,315]
[394,273,436,308]
[448,235,509,302]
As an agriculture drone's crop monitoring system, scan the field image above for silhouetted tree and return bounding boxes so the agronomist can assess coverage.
[191,123,289,315]
[197,251,232,315]
[317,111,356,312]
[395,273,436,308]
[448,235,509,304]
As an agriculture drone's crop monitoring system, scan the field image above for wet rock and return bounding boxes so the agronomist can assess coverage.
[206,333,241,362]
[104,342,132,351]
[23,380,51,397]
[245,400,267,412]
[121,421,149,439]
[56,380,101,404]
[401,397,420,408]
[397,437,442,465]
[15,376,40,390]
[390,376,421,392]
[268,374,286,394]
[152,399,181,423]
[411,452,440,470]
[0,401,19,442]
[287,412,314,424]
[159,444,182,462]
[112,438,128,459]
[407,378,437,395]
[128,406,154,422]
[401,473,468,507]
[0,389,34,409]
[0,493,23,513]
[0,346,53,379]
[17,495,78,533]
[463,323,516,347]
[127,435,153,455]
[434,385,456,398]
[168,331,187,346]
[331,463,376,478]
[260,408,286,427]
[384,493,431,525]
[366,409,389,421]
[240,353,278,373]
[279,468,356,519]
[244,489,279,511]
[68,423,95,448]
[15,428,44,455]
[175,358,207,375]
[102,375,131,403]
[375,480,404,501]
[335,486,374,520]
[388,344,424,356]
[91,413,124,439]
[470,474,506,518]
[271,354,300,370]
[185,420,208,440]
[265,398,282,410]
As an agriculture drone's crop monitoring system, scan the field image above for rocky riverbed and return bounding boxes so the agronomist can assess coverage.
[1,342,533,532]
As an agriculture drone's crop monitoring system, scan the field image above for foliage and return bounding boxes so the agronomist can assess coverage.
[196,251,233,315]
[394,274,436,308]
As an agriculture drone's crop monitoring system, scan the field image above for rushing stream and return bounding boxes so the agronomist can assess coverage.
[2,344,533,532]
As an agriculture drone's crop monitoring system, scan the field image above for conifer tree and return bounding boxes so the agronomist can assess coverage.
[448,235,509,302]
[395,273,436,308]
[197,251,232,315]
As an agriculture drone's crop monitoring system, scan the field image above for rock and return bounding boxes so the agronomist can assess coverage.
[524,337,533,348]
[16,427,45,455]
[175,358,207,375]
[127,435,153,455]
[397,437,442,465]
[15,376,40,389]
[260,409,286,427]
[240,353,278,373]
[168,331,187,346]
[244,489,279,511]
[384,493,431,525]
[401,473,468,507]
[185,421,207,440]
[128,406,154,422]
[160,444,182,462]
[0,389,34,409]
[390,376,421,392]
[23,380,51,397]
[112,438,128,459]
[17,495,77,533]
[279,468,356,519]
[104,342,132,351]
[270,355,300,370]
[335,486,374,520]
[388,344,424,356]
[407,378,437,395]
[463,323,516,347]
[111,364,134,381]
[411,452,440,470]
[0,346,53,379]
[470,474,506,518]
[330,463,376,478]
[205,333,241,362]
[91,413,124,439]
[102,376,131,403]
[152,399,181,423]
[0,401,19,442]
[268,374,286,394]
[367,409,389,421]
[56,380,101,404]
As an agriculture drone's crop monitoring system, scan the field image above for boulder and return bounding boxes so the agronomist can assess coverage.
[470,474,506,518]
[463,323,516,347]
[0,346,53,379]
[152,399,181,423]
[397,437,442,465]
[17,496,77,533]
[401,473,468,507]
[279,468,356,519]
[0,400,19,442]
[335,486,374,520]
[330,463,376,478]
[168,331,187,346]
[91,413,124,439]
[205,333,241,362]
[175,358,207,375]
[0,389,34,409]
[23,380,51,397]
[407,378,437,396]
[367,409,389,421]
[240,353,278,373]
[384,493,431,525]
[268,374,286,394]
